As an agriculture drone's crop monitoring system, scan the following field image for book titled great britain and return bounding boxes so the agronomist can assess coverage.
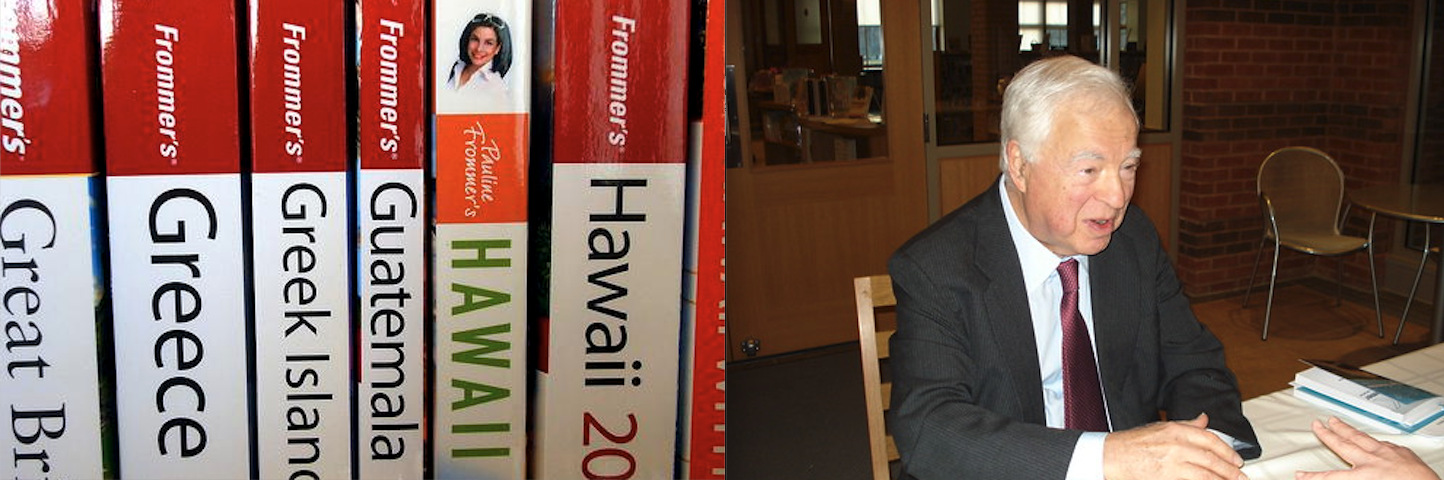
[0,1,107,478]
[535,0,691,478]
[99,1,253,478]
[430,0,531,478]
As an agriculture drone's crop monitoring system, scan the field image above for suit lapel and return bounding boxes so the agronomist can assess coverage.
[973,188,1047,423]
[1089,241,1141,425]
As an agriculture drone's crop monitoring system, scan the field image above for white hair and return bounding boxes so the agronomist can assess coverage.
[998,55,1138,173]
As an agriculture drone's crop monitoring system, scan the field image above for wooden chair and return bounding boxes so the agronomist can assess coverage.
[854,274,898,480]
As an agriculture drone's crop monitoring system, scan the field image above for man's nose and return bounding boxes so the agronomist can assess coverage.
[1096,171,1129,208]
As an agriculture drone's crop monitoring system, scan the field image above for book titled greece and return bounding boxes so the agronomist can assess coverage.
[248,1,353,478]
[535,0,691,478]
[431,0,531,477]
[99,1,253,478]
[355,0,428,477]
[0,1,107,478]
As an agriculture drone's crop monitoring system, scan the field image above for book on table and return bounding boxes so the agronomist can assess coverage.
[1292,359,1444,433]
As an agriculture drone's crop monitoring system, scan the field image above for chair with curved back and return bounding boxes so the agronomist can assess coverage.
[1241,146,1383,340]
[854,274,899,480]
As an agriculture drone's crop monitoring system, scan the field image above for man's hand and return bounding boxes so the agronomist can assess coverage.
[1103,412,1248,480]
[1294,417,1440,480]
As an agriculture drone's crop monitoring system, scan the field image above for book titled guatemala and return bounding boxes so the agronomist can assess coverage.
[1293,359,1444,433]
[248,1,352,478]
[355,0,427,478]
[535,0,691,478]
[676,0,726,477]
[0,1,107,478]
[99,1,253,478]
[430,0,531,477]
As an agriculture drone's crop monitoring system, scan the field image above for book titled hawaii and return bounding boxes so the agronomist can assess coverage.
[677,0,726,477]
[0,1,107,478]
[431,0,531,477]
[99,1,252,478]
[355,0,427,478]
[535,0,691,478]
[248,1,352,478]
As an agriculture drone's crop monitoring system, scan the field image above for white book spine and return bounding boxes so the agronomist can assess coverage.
[433,222,528,479]
[251,171,352,479]
[539,162,686,480]
[108,173,251,479]
[356,169,427,478]
[0,175,106,479]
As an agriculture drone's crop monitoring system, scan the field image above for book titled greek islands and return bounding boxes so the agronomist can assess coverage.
[0,1,107,478]
[99,1,252,478]
[431,0,530,477]
[355,0,427,477]
[248,1,352,478]
[535,1,690,478]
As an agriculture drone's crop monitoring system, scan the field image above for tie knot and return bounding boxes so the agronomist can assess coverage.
[1058,258,1080,293]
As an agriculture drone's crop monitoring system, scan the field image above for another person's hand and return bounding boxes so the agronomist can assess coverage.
[1294,416,1440,480]
[1103,412,1248,480]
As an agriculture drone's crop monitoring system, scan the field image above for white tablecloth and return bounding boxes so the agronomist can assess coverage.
[1241,343,1444,479]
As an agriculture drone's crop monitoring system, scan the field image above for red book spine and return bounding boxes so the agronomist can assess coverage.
[99,1,252,478]
[538,1,691,478]
[247,1,351,478]
[355,0,427,478]
[683,1,727,477]
[0,1,107,478]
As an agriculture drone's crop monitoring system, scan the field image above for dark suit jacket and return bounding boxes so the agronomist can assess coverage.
[887,179,1260,479]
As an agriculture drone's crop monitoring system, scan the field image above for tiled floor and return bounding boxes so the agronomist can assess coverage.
[728,283,1433,480]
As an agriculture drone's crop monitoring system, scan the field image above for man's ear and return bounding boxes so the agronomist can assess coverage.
[1006,140,1028,193]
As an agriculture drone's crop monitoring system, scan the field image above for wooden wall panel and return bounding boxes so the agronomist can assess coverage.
[728,161,921,358]
[939,153,1002,215]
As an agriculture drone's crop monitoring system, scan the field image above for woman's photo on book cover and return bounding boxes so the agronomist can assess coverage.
[435,3,528,115]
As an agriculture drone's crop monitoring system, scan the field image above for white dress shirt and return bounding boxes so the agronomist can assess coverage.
[998,178,1110,479]
[445,60,513,113]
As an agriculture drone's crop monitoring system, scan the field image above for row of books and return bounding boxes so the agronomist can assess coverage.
[0,0,726,479]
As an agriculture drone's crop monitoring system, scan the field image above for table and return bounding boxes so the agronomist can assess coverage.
[1241,343,1444,479]
[1350,184,1444,344]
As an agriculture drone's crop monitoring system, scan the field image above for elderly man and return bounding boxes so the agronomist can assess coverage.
[887,55,1260,480]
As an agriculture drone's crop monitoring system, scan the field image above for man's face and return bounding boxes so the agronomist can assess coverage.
[1007,100,1140,257]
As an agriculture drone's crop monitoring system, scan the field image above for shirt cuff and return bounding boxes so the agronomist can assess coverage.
[1209,428,1250,451]
[1064,431,1107,480]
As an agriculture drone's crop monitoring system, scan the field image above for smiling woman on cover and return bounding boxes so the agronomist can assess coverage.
[446,12,512,112]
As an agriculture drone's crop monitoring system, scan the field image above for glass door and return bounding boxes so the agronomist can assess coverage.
[726,0,929,359]
[918,0,1171,220]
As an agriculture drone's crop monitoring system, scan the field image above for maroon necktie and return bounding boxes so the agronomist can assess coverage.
[1058,258,1109,432]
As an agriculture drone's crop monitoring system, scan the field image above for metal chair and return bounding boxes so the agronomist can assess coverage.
[1242,147,1384,340]
[1391,225,1439,344]
[854,274,899,480]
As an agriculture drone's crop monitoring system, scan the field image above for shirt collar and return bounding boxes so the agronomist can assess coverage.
[998,176,1089,291]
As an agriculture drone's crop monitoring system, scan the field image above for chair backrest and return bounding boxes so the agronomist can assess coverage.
[854,274,898,480]
[1257,146,1348,235]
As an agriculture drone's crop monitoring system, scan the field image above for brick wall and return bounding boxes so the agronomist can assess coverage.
[1177,0,1415,298]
